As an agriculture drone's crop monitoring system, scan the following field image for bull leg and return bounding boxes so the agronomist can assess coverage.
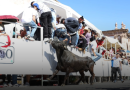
[89,65,95,85]
[76,70,86,84]
[47,69,59,81]
[61,69,71,86]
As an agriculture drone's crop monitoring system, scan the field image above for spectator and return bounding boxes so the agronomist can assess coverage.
[106,53,124,83]
[64,17,79,47]
[21,3,39,41]
[34,2,52,41]
[90,30,96,42]
[2,75,12,87]
[25,75,31,86]
[75,16,84,46]
[12,75,19,87]
[84,28,91,51]
[122,56,128,65]
[77,27,90,53]
[12,27,18,38]
[97,36,106,55]
[89,31,102,62]
[30,1,41,27]
[60,18,65,24]
[20,28,27,38]
[50,8,56,39]
[109,48,114,58]
[56,15,61,25]
[54,24,71,45]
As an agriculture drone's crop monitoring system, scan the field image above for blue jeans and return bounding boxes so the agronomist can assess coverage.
[75,32,79,45]
[12,75,17,85]
[85,45,89,52]
[51,28,54,38]
[23,21,37,37]
[91,52,102,62]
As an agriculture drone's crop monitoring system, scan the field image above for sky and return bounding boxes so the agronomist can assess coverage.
[58,0,130,31]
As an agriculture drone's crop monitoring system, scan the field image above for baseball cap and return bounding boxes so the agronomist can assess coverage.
[57,15,61,18]
[33,3,40,10]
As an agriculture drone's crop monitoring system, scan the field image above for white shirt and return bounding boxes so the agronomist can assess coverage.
[112,57,122,67]
[21,8,37,23]
[36,2,51,17]
[29,6,40,23]
[89,40,97,54]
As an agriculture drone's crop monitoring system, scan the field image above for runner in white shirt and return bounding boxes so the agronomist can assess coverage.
[33,2,52,41]
[21,3,40,41]
[105,53,124,83]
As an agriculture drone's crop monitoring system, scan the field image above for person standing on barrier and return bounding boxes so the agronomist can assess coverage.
[30,1,41,27]
[64,17,79,47]
[21,3,39,41]
[89,31,102,62]
[96,36,106,55]
[33,2,52,41]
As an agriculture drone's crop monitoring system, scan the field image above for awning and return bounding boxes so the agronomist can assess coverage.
[104,36,127,51]
[0,15,19,24]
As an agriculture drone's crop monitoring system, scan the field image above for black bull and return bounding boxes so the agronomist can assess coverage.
[47,40,95,86]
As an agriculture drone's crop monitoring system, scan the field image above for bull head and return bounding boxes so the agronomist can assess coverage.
[50,37,68,50]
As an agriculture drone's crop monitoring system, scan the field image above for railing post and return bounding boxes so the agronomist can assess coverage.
[115,43,116,54]
[15,23,17,38]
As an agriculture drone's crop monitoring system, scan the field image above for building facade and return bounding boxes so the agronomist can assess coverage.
[102,22,130,52]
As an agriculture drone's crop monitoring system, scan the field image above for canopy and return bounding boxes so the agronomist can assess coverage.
[104,36,127,51]
[0,15,19,24]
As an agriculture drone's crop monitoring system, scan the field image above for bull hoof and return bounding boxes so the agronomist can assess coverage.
[46,78,51,81]
[90,83,93,85]
[84,82,87,84]
[79,81,83,84]
[61,84,65,86]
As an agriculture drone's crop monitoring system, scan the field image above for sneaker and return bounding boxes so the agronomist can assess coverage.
[3,83,8,87]
[12,84,19,87]
[70,45,76,48]
[49,38,53,40]
[24,82,30,86]
[114,80,116,83]
[121,79,124,83]
[28,37,35,41]
[26,35,30,40]
[44,38,49,41]
[8,83,12,87]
